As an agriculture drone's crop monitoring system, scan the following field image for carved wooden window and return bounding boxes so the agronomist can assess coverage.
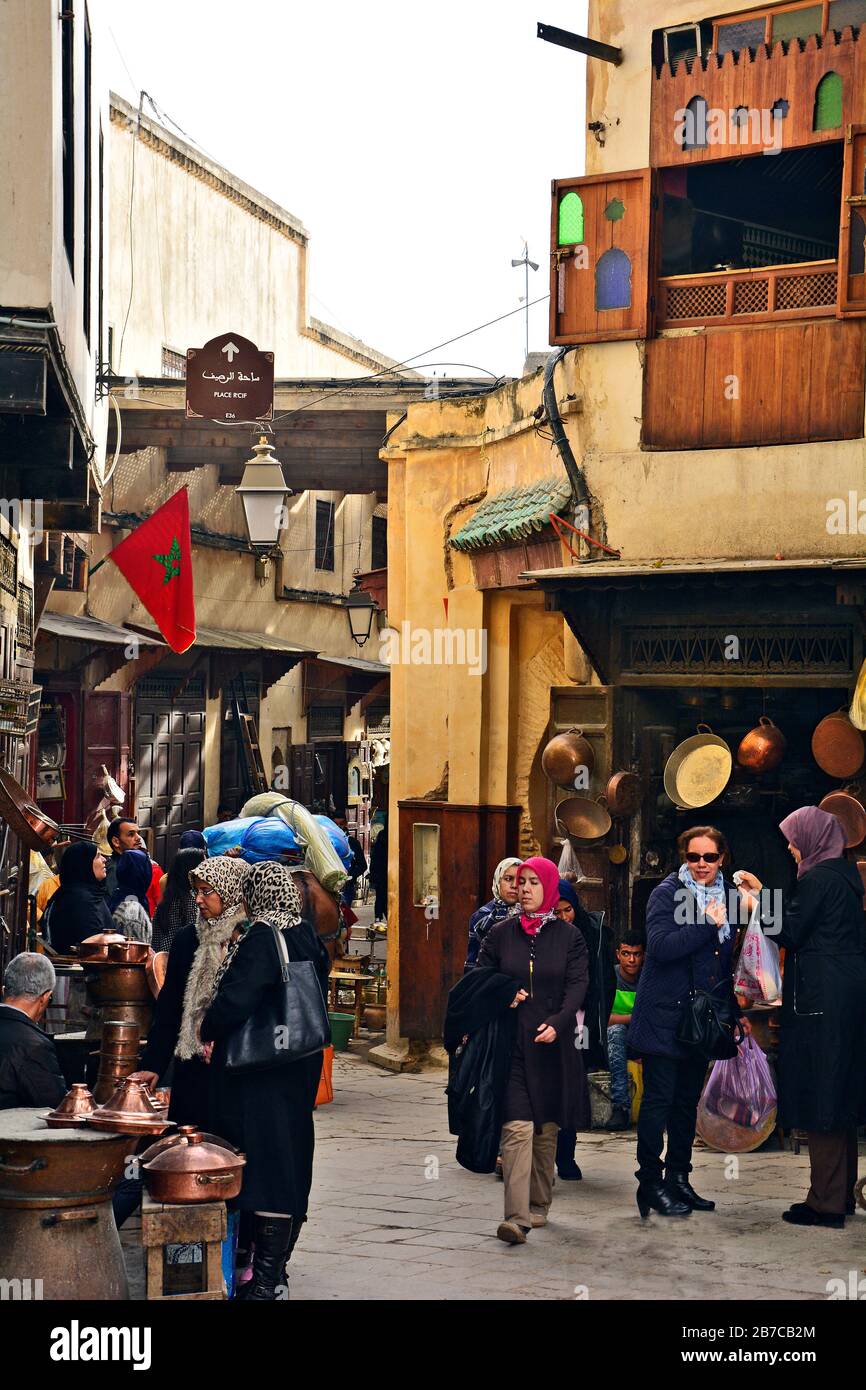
[558,191,584,246]
[839,125,866,313]
[550,169,650,344]
[682,96,709,150]
[814,72,843,130]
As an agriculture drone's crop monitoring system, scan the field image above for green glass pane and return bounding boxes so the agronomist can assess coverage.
[558,191,584,246]
[814,71,843,130]
[771,4,822,41]
[605,198,625,222]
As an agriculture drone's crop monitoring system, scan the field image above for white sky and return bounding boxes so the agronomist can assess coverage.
[93,0,589,379]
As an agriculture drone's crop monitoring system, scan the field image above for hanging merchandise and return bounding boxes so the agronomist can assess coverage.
[696,1038,778,1153]
[733,901,782,1004]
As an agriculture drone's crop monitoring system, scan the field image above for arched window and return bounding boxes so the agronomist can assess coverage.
[813,72,843,131]
[595,248,632,311]
[681,95,708,150]
[558,191,584,245]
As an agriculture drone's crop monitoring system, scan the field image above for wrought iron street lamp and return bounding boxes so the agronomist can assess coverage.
[346,587,376,648]
[236,436,291,581]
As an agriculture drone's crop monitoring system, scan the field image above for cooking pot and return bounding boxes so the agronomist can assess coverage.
[663,725,732,810]
[45,1085,98,1129]
[141,1126,246,1204]
[87,1079,172,1137]
[77,934,127,961]
[107,940,151,965]
[736,716,787,774]
[555,795,612,845]
[605,770,642,816]
[0,1108,129,1209]
[541,728,595,788]
[818,788,866,849]
[0,768,60,850]
[812,709,865,779]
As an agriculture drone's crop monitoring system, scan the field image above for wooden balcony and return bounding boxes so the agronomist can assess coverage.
[657,258,839,327]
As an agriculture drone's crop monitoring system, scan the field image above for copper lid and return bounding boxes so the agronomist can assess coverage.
[142,1126,246,1174]
[45,1083,98,1127]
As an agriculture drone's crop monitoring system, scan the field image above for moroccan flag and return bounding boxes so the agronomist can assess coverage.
[107,488,196,653]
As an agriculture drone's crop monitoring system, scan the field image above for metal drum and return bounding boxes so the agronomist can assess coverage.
[0,1109,130,1301]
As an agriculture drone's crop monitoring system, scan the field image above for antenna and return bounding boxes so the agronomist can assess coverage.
[511,240,540,363]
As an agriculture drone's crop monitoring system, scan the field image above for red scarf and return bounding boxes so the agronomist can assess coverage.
[518,856,561,936]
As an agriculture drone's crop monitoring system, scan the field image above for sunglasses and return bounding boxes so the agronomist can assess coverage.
[685,851,720,864]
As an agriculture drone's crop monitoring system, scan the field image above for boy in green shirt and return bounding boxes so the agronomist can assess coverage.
[605,932,645,1131]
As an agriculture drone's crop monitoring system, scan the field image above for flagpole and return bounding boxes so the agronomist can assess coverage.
[88,558,108,577]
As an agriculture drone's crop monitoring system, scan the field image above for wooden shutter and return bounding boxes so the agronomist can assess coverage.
[82,692,131,819]
[290,744,315,805]
[839,125,866,316]
[550,169,651,344]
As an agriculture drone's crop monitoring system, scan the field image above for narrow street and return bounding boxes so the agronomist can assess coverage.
[291,1053,865,1302]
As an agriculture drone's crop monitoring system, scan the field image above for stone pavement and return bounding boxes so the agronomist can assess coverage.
[292,1051,866,1302]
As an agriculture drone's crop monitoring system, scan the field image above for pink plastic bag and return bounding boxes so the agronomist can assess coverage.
[696,1037,778,1153]
[734,906,782,1003]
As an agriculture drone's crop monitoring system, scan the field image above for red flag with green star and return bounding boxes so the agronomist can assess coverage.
[107,488,196,653]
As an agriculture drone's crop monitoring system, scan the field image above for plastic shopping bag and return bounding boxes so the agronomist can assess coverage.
[696,1037,777,1153]
[557,839,586,882]
[734,905,782,1003]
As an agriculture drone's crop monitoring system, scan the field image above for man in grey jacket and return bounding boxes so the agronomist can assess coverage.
[0,953,66,1109]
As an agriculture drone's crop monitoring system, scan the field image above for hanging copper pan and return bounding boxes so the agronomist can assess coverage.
[818,787,866,849]
[541,728,595,788]
[737,716,787,774]
[555,795,612,845]
[605,770,642,816]
[663,725,732,810]
[812,710,865,780]
[0,768,59,850]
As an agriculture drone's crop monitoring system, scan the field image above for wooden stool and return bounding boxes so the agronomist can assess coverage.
[328,970,368,1037]
[141,1193,227,1301]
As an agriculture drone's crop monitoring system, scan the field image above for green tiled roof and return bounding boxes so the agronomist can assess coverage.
[450,475,572,552]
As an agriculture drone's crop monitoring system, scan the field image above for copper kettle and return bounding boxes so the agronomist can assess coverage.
[736,716,787,773]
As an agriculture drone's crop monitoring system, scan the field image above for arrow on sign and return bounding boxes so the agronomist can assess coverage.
[221,341,240,363]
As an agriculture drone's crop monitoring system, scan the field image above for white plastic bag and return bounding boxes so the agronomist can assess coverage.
[734,904,782,1003]
[557,839,586,882]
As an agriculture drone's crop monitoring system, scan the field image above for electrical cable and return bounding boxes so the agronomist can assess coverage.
[100,395,123,489]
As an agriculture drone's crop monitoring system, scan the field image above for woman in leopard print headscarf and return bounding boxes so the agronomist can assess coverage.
[201,860,331,1300]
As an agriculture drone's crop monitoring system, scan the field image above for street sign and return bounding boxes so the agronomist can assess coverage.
[185,332,274,423]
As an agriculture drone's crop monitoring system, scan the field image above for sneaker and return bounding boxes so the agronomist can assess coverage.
[605,1106,631,1131]
[496,1220,528,1245]
[782,1202,844,1229]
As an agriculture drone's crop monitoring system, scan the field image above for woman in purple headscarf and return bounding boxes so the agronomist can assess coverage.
[738,806,866,1228]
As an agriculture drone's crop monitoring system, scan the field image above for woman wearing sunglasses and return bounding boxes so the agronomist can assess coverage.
[628,826,748,1219]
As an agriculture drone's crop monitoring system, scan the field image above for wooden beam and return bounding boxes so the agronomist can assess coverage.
[41,498,102,533]
[0,417,74,469]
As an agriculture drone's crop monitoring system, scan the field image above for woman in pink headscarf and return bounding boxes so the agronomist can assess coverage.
[738,806,866,1229]
[477,855,589,1245]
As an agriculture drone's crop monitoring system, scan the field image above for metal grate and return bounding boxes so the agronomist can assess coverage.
[161,346,187,379]
[732,278,770,314]
[16,586,33,649]
[624,626,854,675]
[0,536,16,596]
[137,672,206,702]
[309,704,344,738]
[775,270,838,310]
[664,282,726,320]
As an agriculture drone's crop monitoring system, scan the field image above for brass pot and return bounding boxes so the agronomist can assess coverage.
[812,710,866,780]
[737,716,787,774]
[555,795,612,845]
[663,725,732,810]
[107,941,151,965]
[541,728,595,788]
[141,1127,246,1204]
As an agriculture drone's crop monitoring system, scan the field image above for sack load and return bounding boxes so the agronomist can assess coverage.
[696,1037,778,1153]
[204,805,351,889]
[241,794,349,894]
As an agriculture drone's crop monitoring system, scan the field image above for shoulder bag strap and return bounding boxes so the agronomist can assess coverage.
[267,921,291,982]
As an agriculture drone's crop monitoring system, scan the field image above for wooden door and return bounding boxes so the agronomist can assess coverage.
[839,124,866,315]
[220,678,260,815]
[82,692,131,824]
[135,698,205,868]
[290,744,315,806]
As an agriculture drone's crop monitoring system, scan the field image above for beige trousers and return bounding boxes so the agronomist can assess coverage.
[500,1120,558,1229]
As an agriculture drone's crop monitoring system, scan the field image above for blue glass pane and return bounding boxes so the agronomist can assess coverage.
[595,248,632,311]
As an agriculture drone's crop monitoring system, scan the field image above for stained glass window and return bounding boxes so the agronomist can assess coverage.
[595,248,632,312]
[605,198,625,222]
[558,191,584,246]
[716,18,765,55]
[813,71,843,130]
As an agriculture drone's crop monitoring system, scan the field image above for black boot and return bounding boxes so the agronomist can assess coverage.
[556,1129,582,1181]
[636,1179,691,1219]
[666,1171,716,1211]
[235,1216,294,1301]
[605,1106,631,1132]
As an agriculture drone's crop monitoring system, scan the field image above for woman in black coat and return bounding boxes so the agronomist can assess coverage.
[738,805,866,1228]
[477,856,589,1246]
[44,842,113,953]
[629,825,747,1219]
[201,860,330,1301]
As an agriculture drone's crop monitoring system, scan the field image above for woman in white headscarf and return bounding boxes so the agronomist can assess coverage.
[464,857,522,972]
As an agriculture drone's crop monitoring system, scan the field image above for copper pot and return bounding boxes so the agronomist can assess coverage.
[107,941,150,965]
[78,934,127,961]
[0,1109,129,1208]
[555,795,612,845]
[87,1079,172,1137]
[736,716,787,774]
[812,710,866,779]
[541,728,595,788]
[605,770,642,816]
[45,1085,98,1129]
[819,788,866,849]
[0,768,60,850]
[141,1126,246,1204]
[84,963,152,1003]
[102,1021,140,1043]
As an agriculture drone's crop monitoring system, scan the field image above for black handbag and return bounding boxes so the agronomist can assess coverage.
[676,957,743,1061]
[224,922,331,1073]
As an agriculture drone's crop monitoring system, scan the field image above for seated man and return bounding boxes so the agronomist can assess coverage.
[605,932,646,1131]
[0,953,66,1110]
